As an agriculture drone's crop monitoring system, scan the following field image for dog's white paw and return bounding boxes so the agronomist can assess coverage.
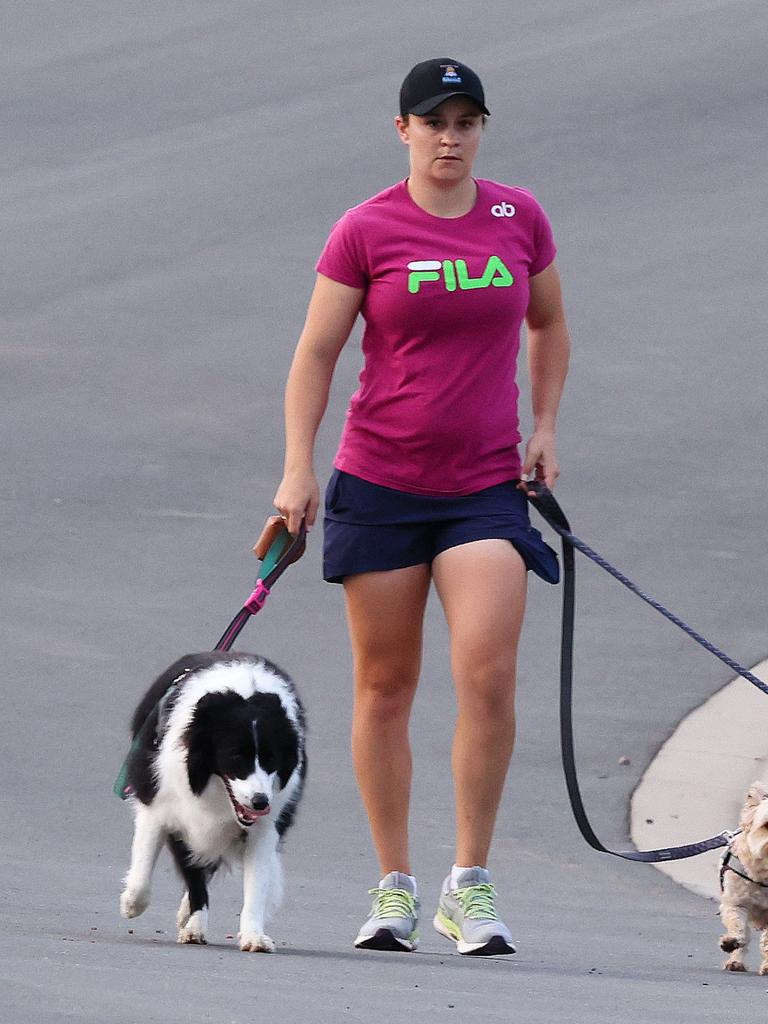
[239,931,276,953]
[176,893,191,930]
[759,963,768,976]
[120,887,150,919]
[178,910,208,945]
[723,958,747,972]
[177,913,207,942]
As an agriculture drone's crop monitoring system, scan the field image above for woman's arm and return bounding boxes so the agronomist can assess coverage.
[274,273,364,533]
[522,261,571,490]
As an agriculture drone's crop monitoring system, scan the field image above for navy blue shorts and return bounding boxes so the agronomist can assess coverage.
[322,470,559,585]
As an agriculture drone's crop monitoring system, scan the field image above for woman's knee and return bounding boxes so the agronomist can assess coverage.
[353,656,419,720]
[454,658,517,717]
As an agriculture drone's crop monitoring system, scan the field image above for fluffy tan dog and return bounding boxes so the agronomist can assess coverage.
[719,782,768,972]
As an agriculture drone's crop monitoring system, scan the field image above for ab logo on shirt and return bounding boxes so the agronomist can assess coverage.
[407,256,515,294]
[490,202,516,218]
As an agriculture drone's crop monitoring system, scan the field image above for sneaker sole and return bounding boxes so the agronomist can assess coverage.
[354,927,417,952]
[433,914,516,956]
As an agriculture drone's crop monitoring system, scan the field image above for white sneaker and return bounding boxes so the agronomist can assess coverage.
[354,872,419,952]
[433,867,516,956]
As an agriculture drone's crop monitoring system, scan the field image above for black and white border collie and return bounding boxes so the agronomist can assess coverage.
[119,651,306,952]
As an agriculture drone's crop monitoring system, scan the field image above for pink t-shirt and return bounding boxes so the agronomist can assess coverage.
[316,178,556,495]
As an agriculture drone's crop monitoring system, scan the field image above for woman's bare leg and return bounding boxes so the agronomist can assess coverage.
[432,539,527,867]
[343,564,431,876]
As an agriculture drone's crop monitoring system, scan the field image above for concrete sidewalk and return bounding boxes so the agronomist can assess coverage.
[632,659,768,899]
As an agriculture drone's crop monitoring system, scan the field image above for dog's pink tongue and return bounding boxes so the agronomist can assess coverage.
[240,804,270,821]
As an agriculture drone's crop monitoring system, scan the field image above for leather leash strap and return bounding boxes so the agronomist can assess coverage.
[215,520,307,651]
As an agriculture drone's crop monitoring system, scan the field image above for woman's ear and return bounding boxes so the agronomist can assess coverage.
[394,114,410,145]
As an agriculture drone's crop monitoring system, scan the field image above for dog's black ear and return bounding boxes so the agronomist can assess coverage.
[185,693,222,795]
[274,716,300,789]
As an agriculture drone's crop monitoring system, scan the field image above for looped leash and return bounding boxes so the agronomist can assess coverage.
[525,481,765,863]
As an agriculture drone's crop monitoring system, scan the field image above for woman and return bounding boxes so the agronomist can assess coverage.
[274,57,570,955]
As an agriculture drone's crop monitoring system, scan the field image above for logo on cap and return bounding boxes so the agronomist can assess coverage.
[440,64,462,85]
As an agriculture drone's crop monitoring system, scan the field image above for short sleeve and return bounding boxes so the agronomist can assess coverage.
[315,212,368,289]
[529,202,557,277]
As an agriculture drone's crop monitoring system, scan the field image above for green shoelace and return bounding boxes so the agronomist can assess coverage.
[454,882,499,920]
[368,887,417,919]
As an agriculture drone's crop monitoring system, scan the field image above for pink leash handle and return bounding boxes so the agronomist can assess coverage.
[243,580,271,614]
[215,520,306,652]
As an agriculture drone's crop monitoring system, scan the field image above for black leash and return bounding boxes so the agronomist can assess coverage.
[526,482,760,862]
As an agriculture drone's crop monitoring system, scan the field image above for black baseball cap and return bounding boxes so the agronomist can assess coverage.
[399,58,490,117]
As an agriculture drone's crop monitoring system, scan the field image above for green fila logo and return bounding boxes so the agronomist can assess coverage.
[407,257,514,294]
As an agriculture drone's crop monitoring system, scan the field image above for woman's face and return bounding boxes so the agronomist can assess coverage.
[395,97,485,186]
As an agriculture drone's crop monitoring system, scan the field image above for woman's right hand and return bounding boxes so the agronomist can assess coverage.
[273,469,319,535]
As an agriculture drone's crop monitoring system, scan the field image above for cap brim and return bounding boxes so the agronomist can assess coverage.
[407,91,490,116]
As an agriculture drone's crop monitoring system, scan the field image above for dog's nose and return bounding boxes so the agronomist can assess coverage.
[251,793,269,811]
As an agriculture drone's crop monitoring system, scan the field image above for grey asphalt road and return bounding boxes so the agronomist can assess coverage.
[2,1,767,1020]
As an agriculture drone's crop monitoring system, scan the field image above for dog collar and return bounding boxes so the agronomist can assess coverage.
[720,848,768,891]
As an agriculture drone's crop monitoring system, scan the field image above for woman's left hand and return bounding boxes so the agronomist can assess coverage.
[519,429,560,494]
